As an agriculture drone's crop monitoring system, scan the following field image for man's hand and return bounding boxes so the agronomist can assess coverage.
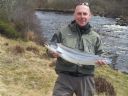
[48,51,60,58]
[95,60,107,66]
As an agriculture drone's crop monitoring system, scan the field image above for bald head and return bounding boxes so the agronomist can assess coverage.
[74,4,91,27]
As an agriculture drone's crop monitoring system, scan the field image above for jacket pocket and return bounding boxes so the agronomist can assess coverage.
[78,65,95,74]
[63,35,77,48]
[82,38,95,54]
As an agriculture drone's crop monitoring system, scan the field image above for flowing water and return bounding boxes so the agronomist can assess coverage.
[36,11,128,73]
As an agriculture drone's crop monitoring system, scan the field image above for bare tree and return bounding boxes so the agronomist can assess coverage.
[0,0,44,43]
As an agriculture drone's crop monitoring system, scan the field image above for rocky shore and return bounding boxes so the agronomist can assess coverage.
[115,17,128,26]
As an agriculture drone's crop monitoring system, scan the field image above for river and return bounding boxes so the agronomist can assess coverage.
[36,11,128,73]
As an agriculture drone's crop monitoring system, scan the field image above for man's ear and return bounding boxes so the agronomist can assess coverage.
[90,12,93,17]
[89,13,92,19]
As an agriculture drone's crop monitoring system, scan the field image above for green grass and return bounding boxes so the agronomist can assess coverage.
[0,20,20,38]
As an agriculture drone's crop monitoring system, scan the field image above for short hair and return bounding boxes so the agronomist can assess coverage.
[74,1,91,13]
[75,2,89,7]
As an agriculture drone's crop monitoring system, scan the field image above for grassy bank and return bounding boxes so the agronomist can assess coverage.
[0,35,56,96]
[0,35,128,96]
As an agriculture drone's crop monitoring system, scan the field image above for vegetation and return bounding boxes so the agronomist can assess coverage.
[0,35,128,96]
[0,35,56,96]
[39,0,75,10]
[90,0,128,17]
[0,0,44,43]
[0,20,20,38]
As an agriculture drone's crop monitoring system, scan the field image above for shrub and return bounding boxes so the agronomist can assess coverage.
[26,45,39,54]
[13,45,25,54]
[0,20,20,38]
[95,76,116,96]
[0,0,44,42]
[7,45,25,55]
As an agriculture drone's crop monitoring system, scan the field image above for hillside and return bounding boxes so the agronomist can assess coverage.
[0,35,128,96]
[0,35,57,96]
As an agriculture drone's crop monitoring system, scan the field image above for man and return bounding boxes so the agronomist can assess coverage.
[49,2,106,96]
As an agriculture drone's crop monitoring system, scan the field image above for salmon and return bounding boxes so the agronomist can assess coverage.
[45,43,111,65]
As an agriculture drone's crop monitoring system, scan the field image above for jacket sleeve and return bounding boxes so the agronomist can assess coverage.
[46,32,62,57]
[50,32,62,43]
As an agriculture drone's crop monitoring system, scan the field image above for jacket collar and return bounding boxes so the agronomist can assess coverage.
[68,20,91,34]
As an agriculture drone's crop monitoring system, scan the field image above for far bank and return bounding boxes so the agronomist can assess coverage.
[37,0,128,26]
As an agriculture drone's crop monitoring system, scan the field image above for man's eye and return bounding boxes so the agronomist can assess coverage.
[77,12,87,16]
[77,13,81,15]
[83,13,87,15]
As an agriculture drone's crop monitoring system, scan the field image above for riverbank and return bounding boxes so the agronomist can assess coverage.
[0,35,128,96]
[36,8,73,14]
[0,35,56,96]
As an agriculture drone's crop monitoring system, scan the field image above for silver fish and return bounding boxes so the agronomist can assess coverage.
[45,43,111,66]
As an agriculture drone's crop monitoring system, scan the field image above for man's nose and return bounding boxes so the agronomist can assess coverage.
[81,14,84,18]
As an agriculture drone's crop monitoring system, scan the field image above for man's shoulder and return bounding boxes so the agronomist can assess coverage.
[90,29,100,38]
[59,25,71,33]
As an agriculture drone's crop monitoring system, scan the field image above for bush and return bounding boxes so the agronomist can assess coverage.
[44,0,75,10]
[0,0,44,42]
[0,20,20,38]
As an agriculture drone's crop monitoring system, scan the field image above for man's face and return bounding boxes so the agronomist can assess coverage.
[74,5,91,27]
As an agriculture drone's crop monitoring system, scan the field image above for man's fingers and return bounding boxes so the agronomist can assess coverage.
[49,51,60,58]
[95,60,107,65]
[52,52,60,58]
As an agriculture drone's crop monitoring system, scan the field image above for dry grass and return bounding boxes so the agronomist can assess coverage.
[26,45,39,54]
[25,31,35,41]
[0,35,128,96]
[95,66,128,96]
[0,35,57,96]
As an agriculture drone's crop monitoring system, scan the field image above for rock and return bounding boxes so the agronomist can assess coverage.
[116,17,128,26]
